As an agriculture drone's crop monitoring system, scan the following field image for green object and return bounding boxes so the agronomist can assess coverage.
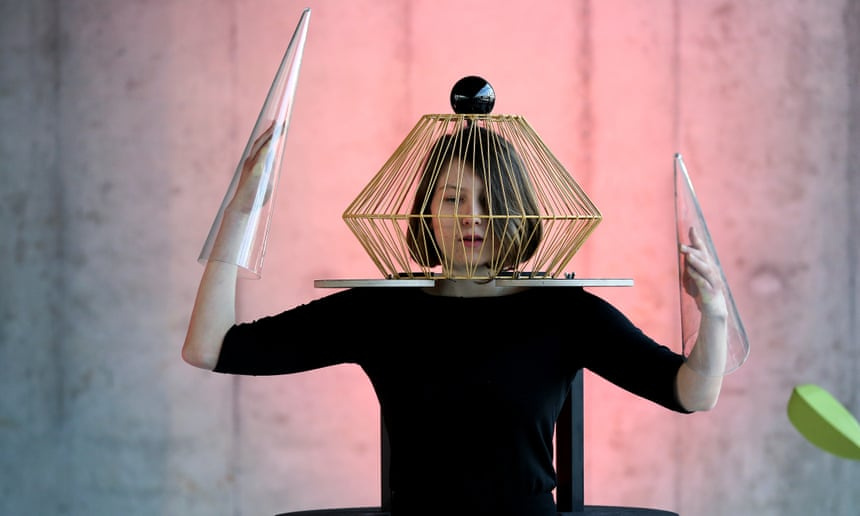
[787,384,860,460]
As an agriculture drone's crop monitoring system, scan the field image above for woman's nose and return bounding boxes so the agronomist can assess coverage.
[460,201,483,224]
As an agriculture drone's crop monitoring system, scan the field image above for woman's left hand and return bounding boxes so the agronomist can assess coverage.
[680,227,728,319]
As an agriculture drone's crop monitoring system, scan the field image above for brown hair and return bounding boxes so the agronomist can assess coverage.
[406,125,542,272]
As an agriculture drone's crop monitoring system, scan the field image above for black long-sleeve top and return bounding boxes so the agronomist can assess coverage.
[215,286,690,515]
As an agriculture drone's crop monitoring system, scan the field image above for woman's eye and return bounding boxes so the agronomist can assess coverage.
[443,196,459,203]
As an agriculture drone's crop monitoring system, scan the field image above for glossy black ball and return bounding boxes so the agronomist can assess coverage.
[450,76,495,114]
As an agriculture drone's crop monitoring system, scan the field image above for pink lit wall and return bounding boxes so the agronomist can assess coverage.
[1,1,857,515]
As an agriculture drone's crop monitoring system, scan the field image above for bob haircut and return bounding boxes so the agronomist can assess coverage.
[406,124,542,273]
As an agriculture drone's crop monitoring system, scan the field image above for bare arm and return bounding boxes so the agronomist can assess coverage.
[675,227,729,411]
[182,126,275,370]
[181,214,246,370]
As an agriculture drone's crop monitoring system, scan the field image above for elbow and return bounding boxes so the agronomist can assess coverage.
[683,397,719,413]
[678,387,721,412]
[675,364,723,412]
[181,337,218,371]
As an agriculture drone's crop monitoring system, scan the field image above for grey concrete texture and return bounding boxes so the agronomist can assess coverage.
[1,1,858,516]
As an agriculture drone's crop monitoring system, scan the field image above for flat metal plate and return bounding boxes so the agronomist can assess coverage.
[495,278,633,287]
[314,279,436,288]
[314,278,633,288]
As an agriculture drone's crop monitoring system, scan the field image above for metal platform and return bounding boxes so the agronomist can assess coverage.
[314,278,634,288]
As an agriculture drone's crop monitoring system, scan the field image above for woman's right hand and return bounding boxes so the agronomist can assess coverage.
[228,122,277,214]
[182,123,279,371]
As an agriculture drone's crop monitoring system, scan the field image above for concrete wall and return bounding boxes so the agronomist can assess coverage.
[1,1,857,515]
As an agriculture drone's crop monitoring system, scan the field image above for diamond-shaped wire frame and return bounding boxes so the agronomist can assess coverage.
[343,114,601,280]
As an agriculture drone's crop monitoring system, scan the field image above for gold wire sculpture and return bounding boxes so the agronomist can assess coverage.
[343,111,602,280]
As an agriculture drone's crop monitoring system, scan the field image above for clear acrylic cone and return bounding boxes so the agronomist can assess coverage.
[674,153,750,375]
[198,8,311,278]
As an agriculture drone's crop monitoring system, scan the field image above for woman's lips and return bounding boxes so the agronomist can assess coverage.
[460,236,484,248]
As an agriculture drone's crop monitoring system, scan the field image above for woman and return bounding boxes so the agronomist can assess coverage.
[183,125,728,516]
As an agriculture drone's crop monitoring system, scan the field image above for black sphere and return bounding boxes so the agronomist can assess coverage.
[450,76,495,114]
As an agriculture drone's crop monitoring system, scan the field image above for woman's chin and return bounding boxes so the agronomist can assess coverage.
[444,261,495,279]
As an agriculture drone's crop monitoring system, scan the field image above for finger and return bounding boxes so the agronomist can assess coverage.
[248,123,276,161]
[689,226,709,251]
[680,244,707,268]
[681,234,715,265]
[684,266,718,299]
[685,256,722,292]
[681,243,706,263]
[683,247,711,272]
[242,131,277,177]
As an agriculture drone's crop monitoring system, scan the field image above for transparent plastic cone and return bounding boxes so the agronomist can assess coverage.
[674,153,749,374]
[198,8,311,278]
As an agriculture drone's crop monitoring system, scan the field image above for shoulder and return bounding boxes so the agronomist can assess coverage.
[233,287,424,337]
[305,286,420,304]
[515,285,596,308]
[293,287,428,317]
[516,286,635,327]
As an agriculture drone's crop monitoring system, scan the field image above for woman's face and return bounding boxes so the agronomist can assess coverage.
[429,160,497,276]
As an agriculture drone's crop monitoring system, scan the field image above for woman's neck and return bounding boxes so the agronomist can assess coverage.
[423,278,528,298]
